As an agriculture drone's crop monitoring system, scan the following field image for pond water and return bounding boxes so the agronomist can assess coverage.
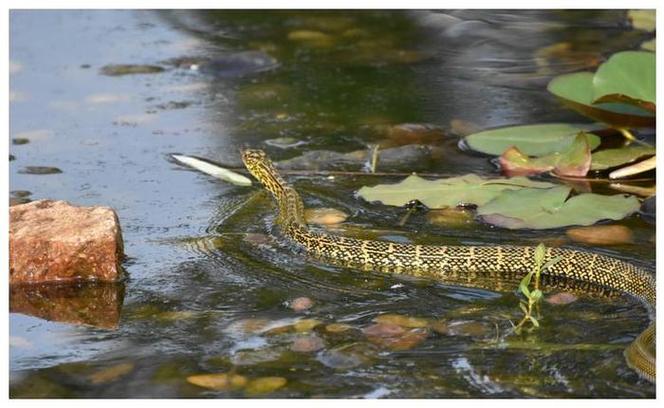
[9,10,655,398]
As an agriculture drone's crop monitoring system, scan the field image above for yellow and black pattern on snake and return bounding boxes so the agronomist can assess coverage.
[241,148,656,383]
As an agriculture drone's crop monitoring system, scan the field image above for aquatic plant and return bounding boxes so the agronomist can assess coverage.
[513,243,562,333]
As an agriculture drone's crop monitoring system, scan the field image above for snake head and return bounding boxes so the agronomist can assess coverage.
[241,149,268,169]
[241,149,281,189]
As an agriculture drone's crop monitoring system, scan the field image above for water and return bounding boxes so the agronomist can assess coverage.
[9,10,655,398]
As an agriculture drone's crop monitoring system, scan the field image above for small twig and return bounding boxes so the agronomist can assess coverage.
[551,173,654,183]
[398,207,415,227]
[369,145,380,174]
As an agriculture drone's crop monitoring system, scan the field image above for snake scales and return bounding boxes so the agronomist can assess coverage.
[241,149,656,383]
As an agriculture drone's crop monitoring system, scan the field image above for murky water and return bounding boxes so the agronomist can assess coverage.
[9,10,655,398]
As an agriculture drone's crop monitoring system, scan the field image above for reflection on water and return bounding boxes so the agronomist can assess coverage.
[9,10,655,398]
[10,283,125,329]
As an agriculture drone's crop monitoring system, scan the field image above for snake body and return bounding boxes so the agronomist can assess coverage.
[241,149,655,382]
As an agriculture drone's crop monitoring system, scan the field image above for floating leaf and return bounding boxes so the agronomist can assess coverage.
[499,147,556,176]
[499,132,591,177]
[548,72,654,128]
[171,154,252,186]
[464,123,601,156]
[641,39,655,52]
[477,186,640,229]
[592,51,655,111]
[357,174,555,208]
[553,132,591,176]
[628,10,656,32]
[590,145,655,170]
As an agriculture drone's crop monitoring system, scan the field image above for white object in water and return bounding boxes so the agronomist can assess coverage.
[171,154,252,186]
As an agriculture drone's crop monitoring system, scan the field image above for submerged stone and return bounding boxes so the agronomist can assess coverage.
[373,314,429,328]
[87,362,134,385]
[290,334,325,352]
[231,348,282,366]
[304,208,348,225]
[317,343,376,369]
[196,51,279,79]
[244,376,287,395]
[289,296,314,312]
[10,197,31,206]
[100,64,165,76]
[432,320,493,338]
[12,138,30,145]
[187,373,248,391]
[545,292,578,305]
[566,225,633,245]
[18,166,62,175]
[426,207,475,227]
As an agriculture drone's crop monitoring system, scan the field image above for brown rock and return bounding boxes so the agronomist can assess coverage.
[10,200,124,284]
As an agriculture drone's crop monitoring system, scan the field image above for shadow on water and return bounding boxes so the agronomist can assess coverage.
[9,10,655,398]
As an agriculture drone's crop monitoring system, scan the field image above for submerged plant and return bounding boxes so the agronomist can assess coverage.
[514,243,562,333]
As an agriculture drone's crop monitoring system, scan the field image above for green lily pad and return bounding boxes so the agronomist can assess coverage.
[592,51,655,111]
[477,186,640,229]
[499,132,591,177]
[463,123,602,156]
[357,174,555,208]
[590,146,656,171]
[547,72,654,128]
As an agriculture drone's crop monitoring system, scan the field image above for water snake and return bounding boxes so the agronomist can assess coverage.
[241,148,656,382]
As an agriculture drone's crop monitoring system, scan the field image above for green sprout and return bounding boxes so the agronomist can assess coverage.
[514,243,562,333]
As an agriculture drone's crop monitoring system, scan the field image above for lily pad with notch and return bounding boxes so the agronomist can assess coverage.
[463,123,602,156]
[547,72,654,128]
[592,51,655,113]
[477,186,640,229]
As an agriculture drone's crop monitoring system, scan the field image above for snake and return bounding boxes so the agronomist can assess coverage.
[241,148,656,383]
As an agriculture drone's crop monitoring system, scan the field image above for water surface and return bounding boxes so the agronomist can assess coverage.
[9,10,655,398]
